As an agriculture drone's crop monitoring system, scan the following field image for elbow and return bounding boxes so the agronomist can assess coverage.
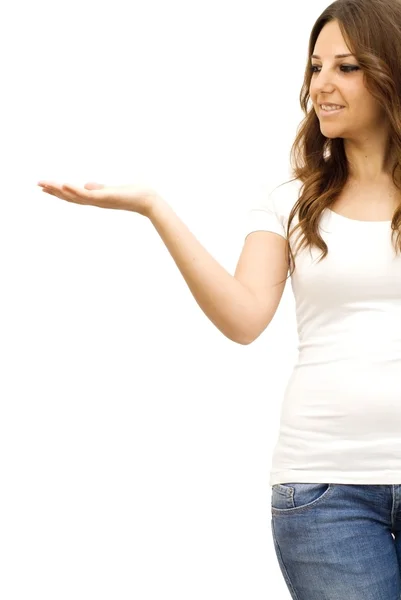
[240,324,267,345]
[236,331,257,345]
[222,331,254,346]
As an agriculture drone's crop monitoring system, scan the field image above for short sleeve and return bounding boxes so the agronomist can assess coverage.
[244,185,287,241]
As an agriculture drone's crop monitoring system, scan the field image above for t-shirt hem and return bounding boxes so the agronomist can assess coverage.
[269,470,401,486]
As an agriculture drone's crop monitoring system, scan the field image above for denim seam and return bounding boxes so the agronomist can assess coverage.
[271,517,301,600]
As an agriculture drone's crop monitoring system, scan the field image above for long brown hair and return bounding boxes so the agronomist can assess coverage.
[279,0,401,285]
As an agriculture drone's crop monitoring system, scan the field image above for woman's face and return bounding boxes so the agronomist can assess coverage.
[309,19,387,140]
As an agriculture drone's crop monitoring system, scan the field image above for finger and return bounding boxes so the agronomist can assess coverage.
[38,182,62,193]
[38,181,60,188]
[62,184,95,202]
[61,184,76,193]
[40,183,78,202]
[85,182,104,190]
[39,182,96,205]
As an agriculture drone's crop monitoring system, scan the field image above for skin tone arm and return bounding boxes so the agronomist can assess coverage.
[37,180,262,345]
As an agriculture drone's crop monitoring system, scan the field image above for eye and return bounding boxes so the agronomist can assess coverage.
[310,65,360,74]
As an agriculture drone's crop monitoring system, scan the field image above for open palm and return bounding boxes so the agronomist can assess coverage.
[37,180,158,217]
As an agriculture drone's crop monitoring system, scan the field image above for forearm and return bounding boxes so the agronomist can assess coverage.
[147,196,258,345]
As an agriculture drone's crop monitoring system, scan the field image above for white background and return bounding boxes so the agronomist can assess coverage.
[1,0,326,597]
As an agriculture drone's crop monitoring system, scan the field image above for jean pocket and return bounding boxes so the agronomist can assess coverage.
[271,482,333,512]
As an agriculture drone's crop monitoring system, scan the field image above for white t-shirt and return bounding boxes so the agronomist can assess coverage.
[245,178,401,486]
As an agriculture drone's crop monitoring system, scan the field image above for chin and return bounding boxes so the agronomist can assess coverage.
[320,131,344,140]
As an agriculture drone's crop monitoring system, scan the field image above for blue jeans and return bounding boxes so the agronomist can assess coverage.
[271,483,401,599]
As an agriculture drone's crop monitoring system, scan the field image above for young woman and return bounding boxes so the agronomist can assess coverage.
[38,0,401,597]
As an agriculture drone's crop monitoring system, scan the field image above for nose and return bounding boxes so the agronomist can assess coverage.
[311,68,337,97]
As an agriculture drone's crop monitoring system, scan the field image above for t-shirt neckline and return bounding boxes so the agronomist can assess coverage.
[327,208,392,224]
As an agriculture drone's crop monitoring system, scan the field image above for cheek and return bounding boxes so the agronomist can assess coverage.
[355,97,382,119]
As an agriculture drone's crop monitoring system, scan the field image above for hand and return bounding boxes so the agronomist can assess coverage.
[37,181,160,217]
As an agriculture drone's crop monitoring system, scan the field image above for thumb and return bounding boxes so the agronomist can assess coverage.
[84,182,105,190]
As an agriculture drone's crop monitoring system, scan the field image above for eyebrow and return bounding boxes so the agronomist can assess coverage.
[311,53,355,59]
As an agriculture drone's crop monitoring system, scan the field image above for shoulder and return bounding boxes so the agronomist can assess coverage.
[266,177,303,220]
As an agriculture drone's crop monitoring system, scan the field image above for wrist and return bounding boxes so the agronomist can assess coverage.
[146,192,167,220]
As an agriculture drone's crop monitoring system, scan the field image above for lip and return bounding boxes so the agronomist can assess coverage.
[319,105,345,117]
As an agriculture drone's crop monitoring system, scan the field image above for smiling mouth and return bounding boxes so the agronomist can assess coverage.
[319,106,345,115]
